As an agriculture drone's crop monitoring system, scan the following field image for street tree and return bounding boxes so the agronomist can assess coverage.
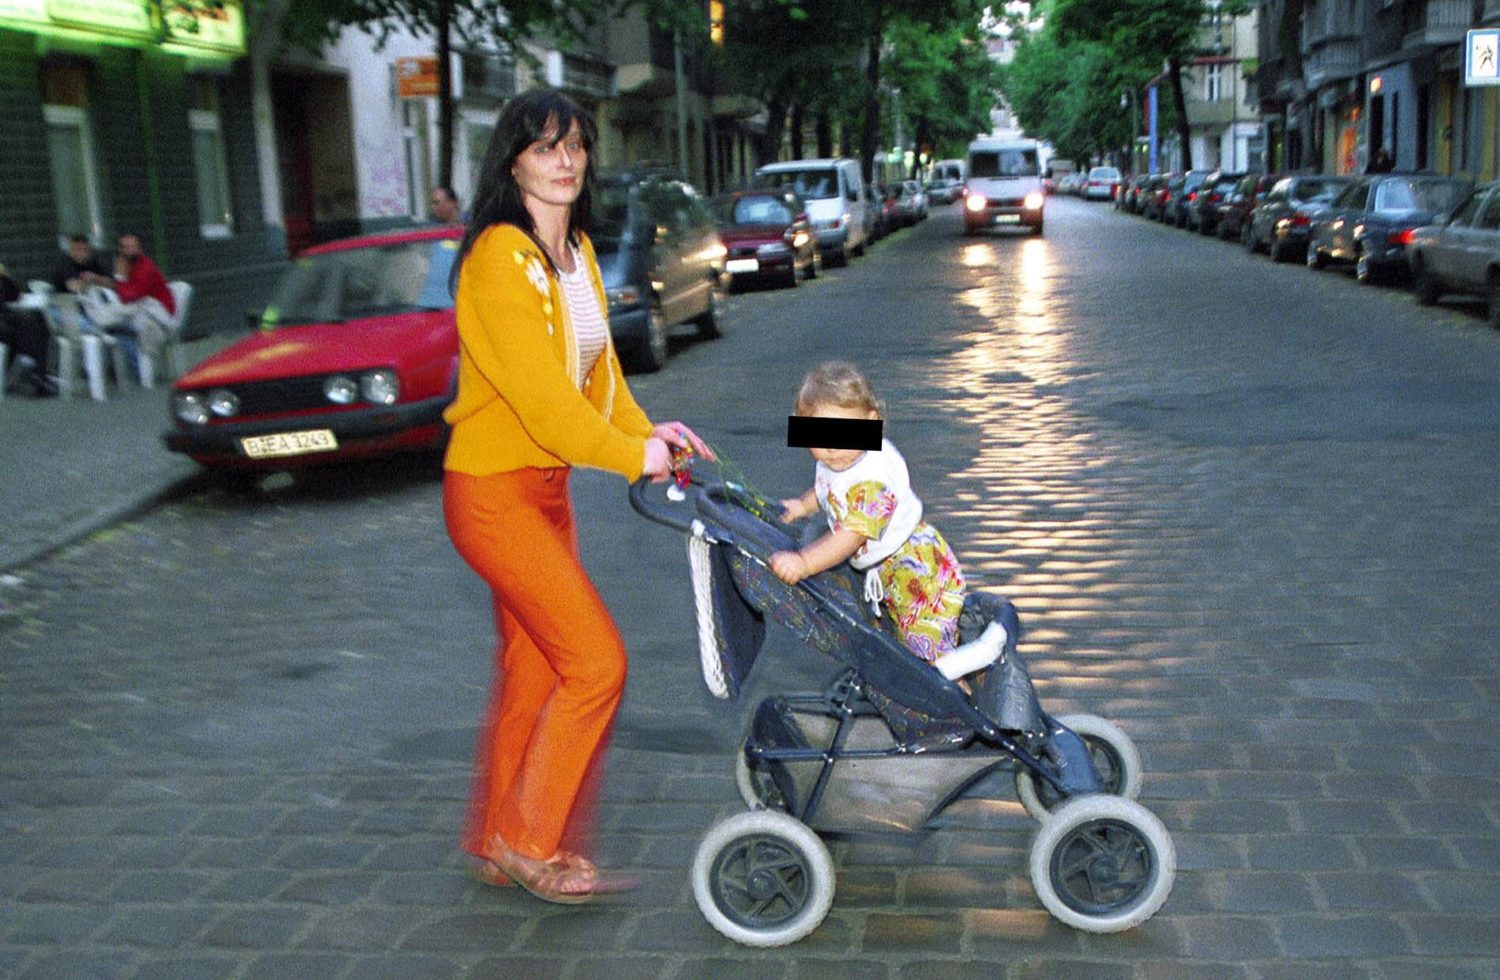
[884,17,1001,174]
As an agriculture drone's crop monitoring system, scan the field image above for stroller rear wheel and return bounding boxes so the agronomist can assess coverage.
[734,740,789,812]
[1015,713,1142,821]
[1029,794,1175,933]
[692,810,835,947]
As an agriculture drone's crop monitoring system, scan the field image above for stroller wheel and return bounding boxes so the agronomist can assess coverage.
[1015,714,1143,822]
[734,740,788,812]
[1029,794,1176,933]
[692,810,835,947]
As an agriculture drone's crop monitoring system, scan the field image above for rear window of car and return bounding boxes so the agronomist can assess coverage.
[1088,167,1120,180]
[757,168,839,199]
[971,148,1040,177]
[1292,179,1342,202]
[727,195,794,225]
[265,239,459,325]
[1374,179,1470,213]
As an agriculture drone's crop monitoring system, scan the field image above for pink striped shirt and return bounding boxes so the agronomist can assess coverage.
[559,248,609,387]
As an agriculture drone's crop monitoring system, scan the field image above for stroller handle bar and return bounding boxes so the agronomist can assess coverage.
[629,475,699,533]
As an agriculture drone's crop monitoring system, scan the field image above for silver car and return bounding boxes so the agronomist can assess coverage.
[1407,181,1500,326]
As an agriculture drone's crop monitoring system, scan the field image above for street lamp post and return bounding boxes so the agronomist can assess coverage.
[1121,88,1139,173]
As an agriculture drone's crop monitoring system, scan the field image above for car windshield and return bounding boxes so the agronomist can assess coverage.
[1293,179,1344,202]
[724,195,794,226]
[592,183,634,244]
[757,169,838,199]
[970,149,1039,177]
[263,238,459,326]
[1089,167,1120,179]
[1374,179,1469,212]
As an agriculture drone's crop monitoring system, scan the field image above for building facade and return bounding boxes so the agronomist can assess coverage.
[0,1,286,337]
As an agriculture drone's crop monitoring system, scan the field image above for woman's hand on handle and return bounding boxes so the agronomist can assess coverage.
[651,422,716,462]
[642,437,674,482]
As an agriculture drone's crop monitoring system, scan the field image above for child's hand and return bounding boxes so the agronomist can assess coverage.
[768,550,809,585]
[780,498,807,523]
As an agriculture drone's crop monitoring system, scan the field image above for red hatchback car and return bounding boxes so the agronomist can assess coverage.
[714,188,820,289]
[164,227,462,469]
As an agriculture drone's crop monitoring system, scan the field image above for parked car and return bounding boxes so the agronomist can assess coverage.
[1138,174,1176,221]
[1043,158,1076,194]
[929,159,965,203]
[1306,173,1473,284]
[897,180,928,223]
[164,227,462,470]
[1164,170,1212,227]
[962,136,1045,236]
[1117,173,1151,212]
[1083,166,1123,201]
[875,183,902,236]
[1407,181,1500,324]
[1245,174,1353,262]
[1188,170,1245,235]
[713,187,819,290]
[756,157,869,265]
[593,167,727,371]
[863,184,886,242]
[1216,173,1280,244]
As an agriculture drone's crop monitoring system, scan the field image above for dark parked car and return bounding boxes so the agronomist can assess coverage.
[1138,174,1176,221]
[713,188,819,290]
[164,227,461,470]
[1306,173,1473,284]
[1188,170,1245,235]
[1407,181,1500,325]
[1245,174,1353,262]
[1164,170,1212,227]
[593,167,727,372]
[1217,173,1280,244]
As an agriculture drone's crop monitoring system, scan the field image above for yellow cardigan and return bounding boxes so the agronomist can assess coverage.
[443,224,655,479]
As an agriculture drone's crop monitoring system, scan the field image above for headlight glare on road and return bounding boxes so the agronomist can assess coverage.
[208,389,240,418]
[1023,192,1044,211]
[173,391,209,425]
[324,375,358,405]
[361,369,400,405]
[965,194,987,212]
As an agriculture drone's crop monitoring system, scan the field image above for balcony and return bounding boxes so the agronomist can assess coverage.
[1304,37,1362,88]
[1404,0,1478,50]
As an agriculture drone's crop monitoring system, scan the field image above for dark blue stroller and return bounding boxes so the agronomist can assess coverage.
[631,475,1175,947]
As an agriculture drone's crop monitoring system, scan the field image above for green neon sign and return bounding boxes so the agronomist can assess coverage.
[0,0,244,56]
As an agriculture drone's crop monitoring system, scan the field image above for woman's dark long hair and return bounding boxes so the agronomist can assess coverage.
[451,88,597,292]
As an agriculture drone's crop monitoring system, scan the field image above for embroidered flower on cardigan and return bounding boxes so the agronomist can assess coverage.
[523,257,550,298]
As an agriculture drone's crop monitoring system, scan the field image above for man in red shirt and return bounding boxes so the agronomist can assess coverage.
[78,232,177,384]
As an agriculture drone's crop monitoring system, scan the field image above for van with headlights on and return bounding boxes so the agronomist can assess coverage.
[962,137,1045,236]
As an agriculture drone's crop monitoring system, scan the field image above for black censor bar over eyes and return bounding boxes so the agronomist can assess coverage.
[786,416,884,450]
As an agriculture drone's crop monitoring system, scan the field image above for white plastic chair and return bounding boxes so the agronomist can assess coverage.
[31,281,111,401]
[137,281,193,386]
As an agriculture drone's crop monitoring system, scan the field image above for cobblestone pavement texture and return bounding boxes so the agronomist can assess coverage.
[2,199,1500,978]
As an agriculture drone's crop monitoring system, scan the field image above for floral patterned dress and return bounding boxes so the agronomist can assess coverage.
[816,442,967,662]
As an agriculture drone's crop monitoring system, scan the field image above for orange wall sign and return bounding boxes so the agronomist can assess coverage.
[396,56,440,98]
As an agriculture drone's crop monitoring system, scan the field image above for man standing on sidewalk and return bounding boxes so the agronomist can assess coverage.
[77,232,176,381]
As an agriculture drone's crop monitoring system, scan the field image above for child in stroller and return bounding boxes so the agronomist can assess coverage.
[630,450,1177,947]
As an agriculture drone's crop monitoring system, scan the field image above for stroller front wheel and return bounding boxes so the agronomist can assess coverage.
[1029,794,1176,933]
[692,810,835,947]
[1015,713,1143,821]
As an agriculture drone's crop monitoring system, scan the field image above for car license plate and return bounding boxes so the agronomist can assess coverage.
[994,214,1022,224]
[725,258,760,274]
[240,429,339,459]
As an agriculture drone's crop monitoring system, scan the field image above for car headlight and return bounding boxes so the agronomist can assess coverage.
[608,285,641,308]
[965,194,986,212]
[173,391,209,425]
[208,388,240,418]
[361,369,400,406]
[324,375,358,405]
[1023,192,1044,211]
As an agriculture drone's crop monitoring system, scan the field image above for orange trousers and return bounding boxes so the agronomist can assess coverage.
[444,467,628,862]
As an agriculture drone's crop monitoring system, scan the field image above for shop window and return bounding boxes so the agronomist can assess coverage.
[189,77,235,238]
[41,63,104,246]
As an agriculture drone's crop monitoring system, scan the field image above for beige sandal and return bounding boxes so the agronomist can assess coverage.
[484,837,596,905]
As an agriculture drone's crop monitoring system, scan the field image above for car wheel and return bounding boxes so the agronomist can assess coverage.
[1411,258,1441,306]
[1241,223,1256,251]
[1031,222,1044,236]
[696,283,725,340]
[1306,243,1326,270]
[625,305,668,373]
[783,264,799,289]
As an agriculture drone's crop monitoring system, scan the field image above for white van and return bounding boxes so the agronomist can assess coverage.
[962,138,1045,236]
[756,158,868,265]
[929,159,965,204]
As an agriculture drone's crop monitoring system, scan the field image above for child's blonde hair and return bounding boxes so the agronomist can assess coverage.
[795,361,883,417]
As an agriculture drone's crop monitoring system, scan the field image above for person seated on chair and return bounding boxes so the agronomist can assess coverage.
[76,232,176,379]
[0,263,57,397]
[429,185,467,225]
[52,233,109,296]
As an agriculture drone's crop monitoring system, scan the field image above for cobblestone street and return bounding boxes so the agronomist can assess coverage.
[3,197,1500,978]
